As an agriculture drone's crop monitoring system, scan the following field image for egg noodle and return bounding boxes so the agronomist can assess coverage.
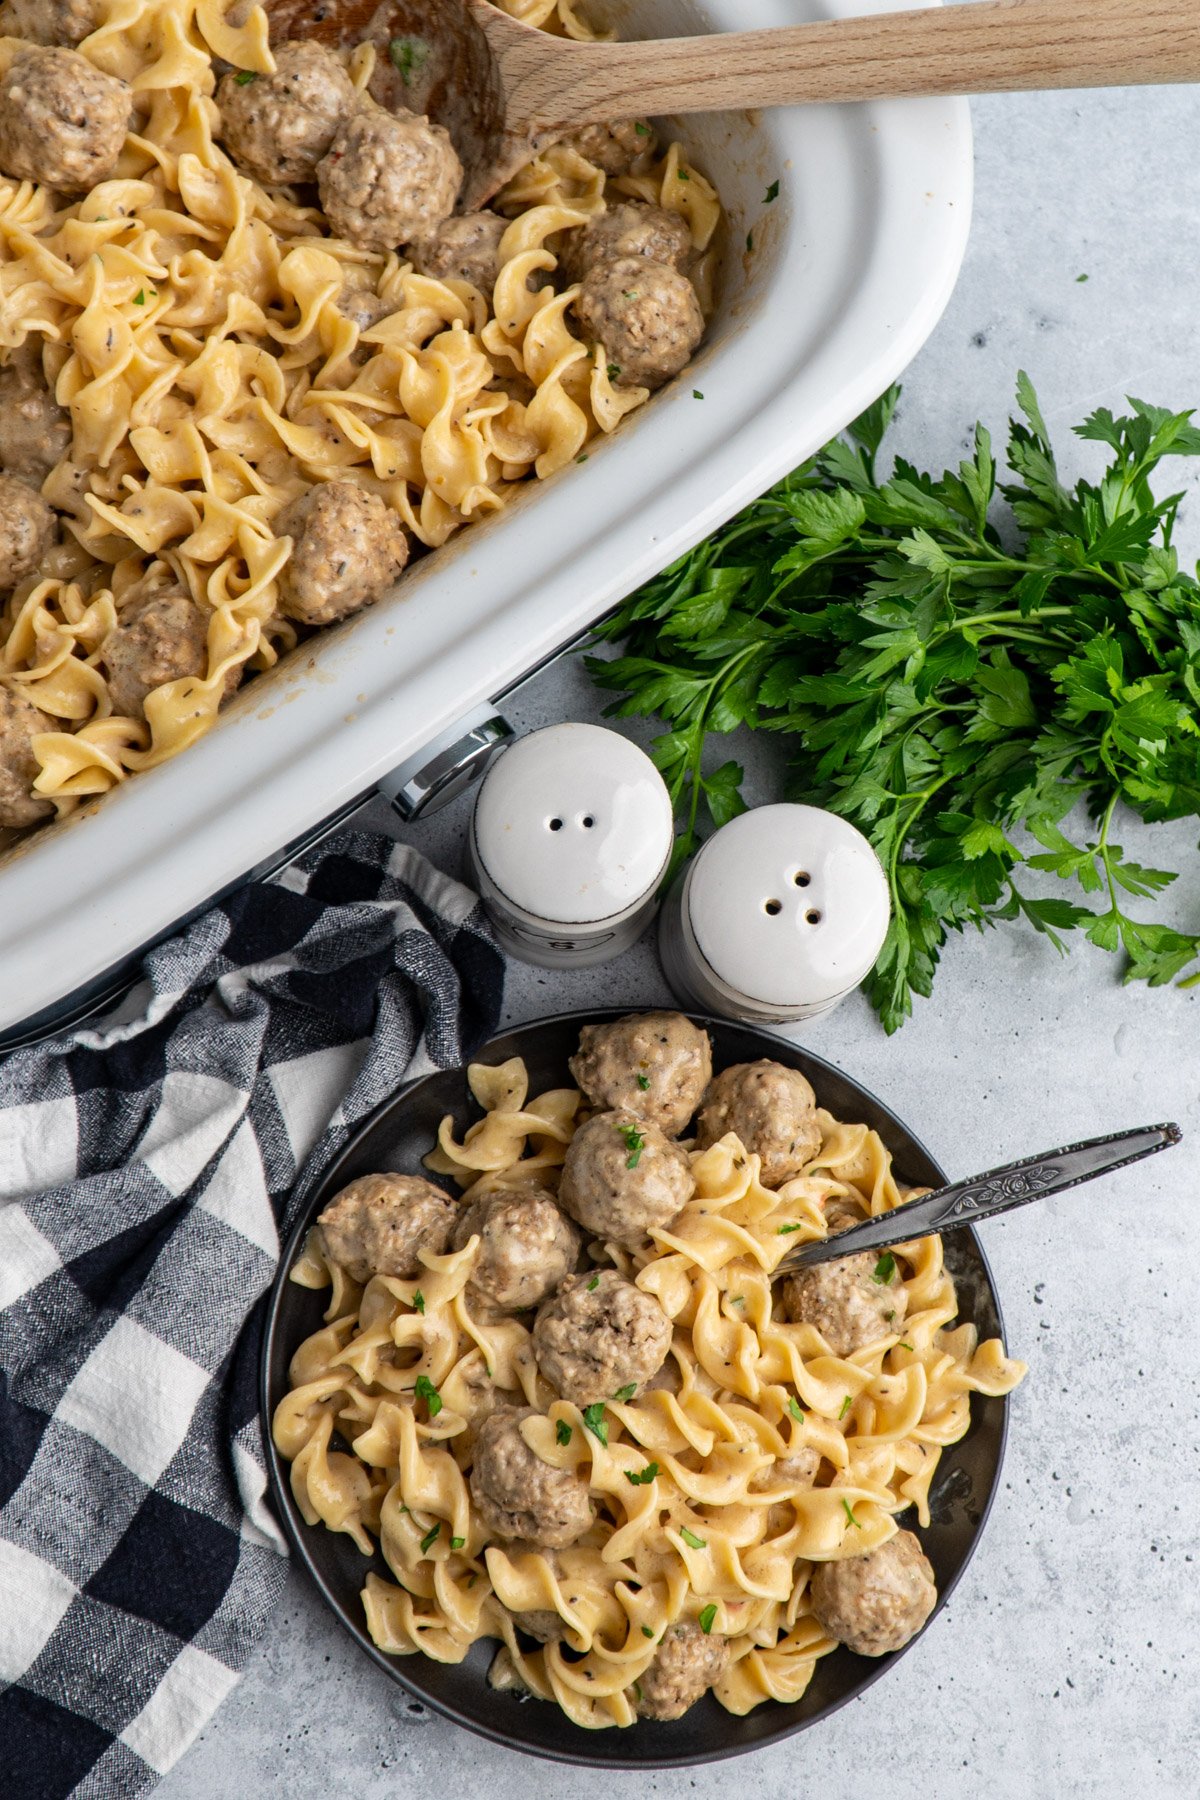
[0,0,721,823]
[275,1056,1026,1728]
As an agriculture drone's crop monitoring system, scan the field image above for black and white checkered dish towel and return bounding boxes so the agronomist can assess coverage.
[0,830,505,1800]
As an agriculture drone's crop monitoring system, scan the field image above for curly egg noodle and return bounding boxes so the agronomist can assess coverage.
[275,1058,1026,1728]
[0,0,722,824]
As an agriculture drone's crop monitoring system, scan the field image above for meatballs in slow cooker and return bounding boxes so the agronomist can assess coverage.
[277,481,408,627]
[635,1620,728,1720]
[569,1011,711,1137]
[407,210,508,299]
[0,684,54,828]
[808,1529,937,1656]
[217,41,356,187]
[695,1060,822,1187]
[317,105,461,252]
[0,475,55,587]
[555,118,652,176]
[558,1110,693,1249]
[317,1172,458,1282]
[0,49,131,190]
[469,1406,593,1548]
[532,1269,671,1407]
[101,593,230,721]
[451,1185,581,1315]
[559,201,691,286]
[778,1251,907,1357]
[575,256,703,391]
[0,342,71,486]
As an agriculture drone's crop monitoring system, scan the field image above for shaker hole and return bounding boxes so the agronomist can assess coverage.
[793,871,811,887]
[764,898,782,916]
[581,815,595,829]
[805,909,822,925]
[548,817,563,831]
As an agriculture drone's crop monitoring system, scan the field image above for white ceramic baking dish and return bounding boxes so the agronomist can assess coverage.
[0,0,971,1040]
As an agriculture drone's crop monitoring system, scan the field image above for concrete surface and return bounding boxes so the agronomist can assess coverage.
[159,79,1200,1800]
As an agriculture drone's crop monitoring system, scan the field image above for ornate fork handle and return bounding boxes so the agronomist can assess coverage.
[777,1122,1182,1275]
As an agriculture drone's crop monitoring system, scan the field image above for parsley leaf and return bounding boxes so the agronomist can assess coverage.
[388,35,430,83]
[414,1374,442,1418]
[788,1396,805,1421]
[412,1290,425,1314]
[636,1072,651,1090]
[841,1499,861,1529]
[587,1274,600,1291]
[588,374,1200,1023]
[450,1535,466,1549]
[872,1252,896,1284]
[420,1520,441,1554]
[582,1403,608,1445]
[556,1419,573,1446]
[613,1383,637,1403]
[625,1462,659,1485]
[679,1526,707,1550]
[764,179,780,202]
[641,1623,655,1637]
[616,1122,644,1168]
[777,1221,804,1235]
[234,69,257,84]
[698,1602,718,1633]
[838,1395,852,1421]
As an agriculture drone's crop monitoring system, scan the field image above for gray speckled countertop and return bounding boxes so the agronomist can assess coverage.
[160,77,1200,1800]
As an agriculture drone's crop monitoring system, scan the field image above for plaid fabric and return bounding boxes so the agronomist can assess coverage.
[0,831,504,1800]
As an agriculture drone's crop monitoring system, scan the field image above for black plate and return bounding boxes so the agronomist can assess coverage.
[261,1011,1010,1769]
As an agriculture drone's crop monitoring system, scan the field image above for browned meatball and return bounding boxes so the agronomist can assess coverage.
[824,1197,866,1234]
[452,1185,581,1315]
[0,475,55,586]
[317,106,461,253]
[575,256,703,391]
[751,1447,820,1494]
[317,1172,457,1282]
[778,1252,907,1357]
[336,283,393,337]
[556,119,652,176]
[558,1111,693,1249]
[532,1269,671,1407]
[0,342,71,485]
[695,1060,822,1187]
[100,593,231,721]
[569,1011,711,1137]
[0,683,54,828]
[470,1406,593,1548]
[0,0,101,46]
[0,49,131,191]
[217,42,356,186]
[636,1620,728,1720]
[509,1606,563,1644]
[808,1529,937,1656]
[408,210,507,298]
[559,201,691,285]
[277,481,408,627]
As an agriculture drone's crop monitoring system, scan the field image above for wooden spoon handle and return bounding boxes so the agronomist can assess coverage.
[514,0,1200,126]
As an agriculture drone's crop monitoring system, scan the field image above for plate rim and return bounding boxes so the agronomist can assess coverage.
[259,1007,1010,1769]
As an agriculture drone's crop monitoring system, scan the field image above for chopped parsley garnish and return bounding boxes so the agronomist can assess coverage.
[633,1681,644,1701]
[634,122,651,136]
[575,452,588,463]
[764,179,780,202]
[587,1274,600,1291]
[556,1419,573,1446]
[679,1526,706,1550]
[788,1396,805,1422]
[897,1340,915,1351]
[133,290,145,305]
[607,362,621,380]
[450,1535,466,1550]
[582,1402,608,1445]
[616,1122,644,1168]
[677,168,690,181]
[641,1624,654,1638]
[1076,272,1089,282]
[625,1462,659,1486]
[730,1294,744,1307]
[698,1603,718,1634]
[776,1221,804,1235]
[884,1310,896,1323]
[692,390,704,400]
[622,289,639,300]
[613,1383,637,1403]
[745,230,754,253]
[414,1374,442,1418]
[234,69,257,84]
[838,1394,852,1421]
[636,1073,651,1090]
[388,35,430,84]
[420,1520,441,1554]
[412,1290,425,1315]
[841,1499,861,1530]
[872,1252,897,1284]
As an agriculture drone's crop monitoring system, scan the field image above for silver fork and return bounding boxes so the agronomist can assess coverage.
[775,1122,1182,1275]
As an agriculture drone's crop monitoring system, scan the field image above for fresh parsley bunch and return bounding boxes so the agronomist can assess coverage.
[589,377,1200,1032]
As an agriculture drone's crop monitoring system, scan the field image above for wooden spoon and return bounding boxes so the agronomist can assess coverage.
[268,0,1200,209]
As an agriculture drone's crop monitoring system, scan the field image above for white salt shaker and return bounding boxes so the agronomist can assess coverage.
[658,802,890,1023]
[469,722,674,967]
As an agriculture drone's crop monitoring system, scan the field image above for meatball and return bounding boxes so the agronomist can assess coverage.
[695,1060,822,1187]
[0,475,55,586]
[408,210,507,299]
[556,118,651,176]
[100,592,234,721]
[469,1406,593,1548]
[0,342,71,485]
[569,1011,711,1137]
[217,42,356,187]
[510,1607,562,1644]
[824,1197,865,1234]
[532,1269,671,1407]
[558,1110,693,1249]
[751,1448,820,1494]
[0,49,131,191]
[636,1620,728,1720]
[808,1529,937,1657]
[575,256,703,391]
[451,1185,581,1315]
[559,201,691,285]
[317,1172,457,1282]
[0,0,101,46]
[277,481,408,627]
[336,283,393,337]
[0,683,54,828]
[778,1252,908,1358]
[317,106,461,253]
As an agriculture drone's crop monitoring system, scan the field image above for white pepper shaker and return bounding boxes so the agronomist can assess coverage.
[469,722,674,967]
[658,802,890,1023]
